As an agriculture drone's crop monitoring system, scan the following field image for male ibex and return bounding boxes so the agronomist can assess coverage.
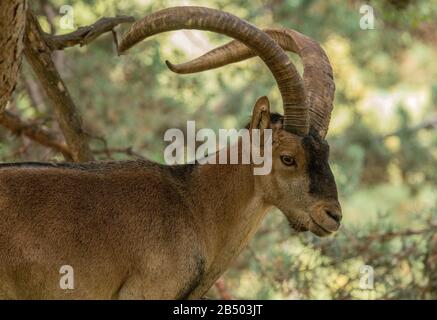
[0,6,341,299]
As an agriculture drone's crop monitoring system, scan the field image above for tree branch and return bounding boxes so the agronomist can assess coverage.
[0,109,73,161]
[44,15,135,51]
[0,109,147,162]
[24,9,94,162]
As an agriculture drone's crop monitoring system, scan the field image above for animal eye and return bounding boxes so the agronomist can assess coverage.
[280,155,297,167]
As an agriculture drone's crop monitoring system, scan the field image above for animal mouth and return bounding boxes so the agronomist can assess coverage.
[309,216,333,236]
[308,213,340,237]
[286,209,341,236]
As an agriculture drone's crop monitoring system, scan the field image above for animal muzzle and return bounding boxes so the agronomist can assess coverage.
[309,200,342,237]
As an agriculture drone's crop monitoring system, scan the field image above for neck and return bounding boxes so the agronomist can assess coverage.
[186,144,272,290]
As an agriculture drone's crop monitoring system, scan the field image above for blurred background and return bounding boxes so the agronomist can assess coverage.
[3,0,437,299]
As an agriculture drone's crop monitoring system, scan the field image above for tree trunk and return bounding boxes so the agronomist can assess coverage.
[24,10,94,162]
[0,0,27,112]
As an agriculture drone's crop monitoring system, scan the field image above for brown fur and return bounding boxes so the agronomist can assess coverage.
[0,97,341,299]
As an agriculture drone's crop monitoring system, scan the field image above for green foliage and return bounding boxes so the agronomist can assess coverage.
[215,207,437,299]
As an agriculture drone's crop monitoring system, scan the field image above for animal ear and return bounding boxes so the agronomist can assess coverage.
[250,96,270,130]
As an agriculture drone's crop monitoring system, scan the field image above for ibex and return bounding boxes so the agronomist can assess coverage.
[0,6,341,299]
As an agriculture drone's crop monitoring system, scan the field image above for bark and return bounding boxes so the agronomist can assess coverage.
[44,15,134,51]
[24,10,94,162]
[0,0,27,112]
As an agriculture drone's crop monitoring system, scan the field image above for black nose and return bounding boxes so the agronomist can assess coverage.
[325,210,342,223]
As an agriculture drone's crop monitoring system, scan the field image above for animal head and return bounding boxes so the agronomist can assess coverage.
[119,6,341,236]
[248,97,341,236]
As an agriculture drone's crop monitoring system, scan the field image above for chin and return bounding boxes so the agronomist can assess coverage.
[287,214,336,237]
[308,222,333,237]
[287,215,309,233]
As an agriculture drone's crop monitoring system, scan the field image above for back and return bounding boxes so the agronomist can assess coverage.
[0,160,199,299]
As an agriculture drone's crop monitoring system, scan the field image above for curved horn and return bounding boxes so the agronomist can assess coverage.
[119,7,309,135]
[166,28,335,138]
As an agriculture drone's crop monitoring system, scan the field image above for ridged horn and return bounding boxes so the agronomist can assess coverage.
[119,7,309,135]
[166,28,335,138]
